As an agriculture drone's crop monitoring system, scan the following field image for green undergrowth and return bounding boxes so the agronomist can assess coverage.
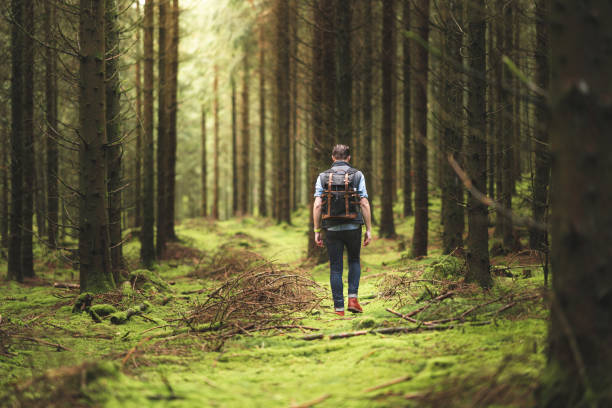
[1,202,550,407]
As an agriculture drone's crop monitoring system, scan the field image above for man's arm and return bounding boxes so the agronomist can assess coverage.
[360,197,372,246]
[313,197,323,247]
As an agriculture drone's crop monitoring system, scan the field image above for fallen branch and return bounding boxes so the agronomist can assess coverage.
[329,330,368,340]
[16,336,72,351]
[386,308,421,324]
[290,393,331,408]
[363,375,412,393]
[53,282,80,289]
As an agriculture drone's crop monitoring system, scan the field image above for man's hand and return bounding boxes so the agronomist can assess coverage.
[363,230,372,247]
[315,231,324,247]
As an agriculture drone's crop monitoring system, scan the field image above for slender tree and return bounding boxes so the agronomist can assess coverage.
[106,0,123,279]
[141,0,156,268]
[8,0,25,282]
[402,0,413,217]
[212,66,220,219]
[134,0,143,229]
[240,48,251,215]
[440,0,464,254]
[78,0,114,292]
[258,23,267,217]
[22,0,34,278]
[1,119,8,249]
[45,0,59,248]
[379,0,397,238]
[464,0,491,288]
[544,1,612,404]
[529,0,549,252]
[201,106,207,217]
[335,0,352,146]
[361,0,375,224]
[231,77,238,215]
[166,0,179,240]
[275,0,291,224]
[500,0,515,251]
[410,0,429,254]
[156,0,169,257]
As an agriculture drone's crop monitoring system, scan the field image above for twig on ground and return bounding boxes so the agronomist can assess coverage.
[290,393,331,408]
[363,375,412,393]
[16,336,72,351]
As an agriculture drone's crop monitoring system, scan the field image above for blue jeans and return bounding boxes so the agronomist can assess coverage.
[326,228,362,310]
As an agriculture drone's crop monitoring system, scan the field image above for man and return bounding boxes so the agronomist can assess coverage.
[313,144,372,316]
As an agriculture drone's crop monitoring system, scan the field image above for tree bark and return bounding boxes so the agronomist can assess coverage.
[78,0,114,292]
[106,0,123,280]
[275,0,291,224]
[402,0,413,218]
[212,66,220,219]
[240,48,251,216]
[410,0,429,253]
[45,0,59,248]
[201,107,207,217]
[335,0,352,146]
[258,24,267,217]
[440,0,464,254]
[465,0,491,288]
[166,0,179,240]
[231,77,238,215]
[156,0,169,257]
[141,0,156,268]
[544,1,612,404]
[8,0,25,282]
[500,0,515,252]
[529,0,550,252]
[22,0,35,278]
[362,0,375,225]
[134,1,143,230]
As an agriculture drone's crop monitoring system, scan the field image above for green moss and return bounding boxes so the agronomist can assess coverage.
[90,304,117,317]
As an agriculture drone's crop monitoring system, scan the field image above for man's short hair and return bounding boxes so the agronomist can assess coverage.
[332,144,350,160]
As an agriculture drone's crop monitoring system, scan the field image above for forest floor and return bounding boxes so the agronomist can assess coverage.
[0,202,549,407]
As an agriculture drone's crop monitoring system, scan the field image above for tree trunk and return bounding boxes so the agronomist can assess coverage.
[78,0,114,292]
[308,0,329,262]
[45,0,59,249]
[410,0,429,253]
[402,0,413,218]
[529,0,549,252]
[166,0,179,240]
[335,0,352,146]
[9,0,24,281]
[231,77,238,215]
[212,66,220,219]
[258,24,267,217]
[156,0,169,257]
[106,0,123,280]
[201,107,207,217]
[494,4,503,239]
[134,1,143,230]
[1,119,8,250]
[141,0,156,268]
[240,49,250,215]
[544,1,612,404]
[440,0,464,254]
[275,0,291,224]
[465,0,491,288]
[500,0,515,252]
[22,0,35,278]
[362,0,375,225]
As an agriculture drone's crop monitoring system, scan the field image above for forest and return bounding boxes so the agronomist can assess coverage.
[0,0,610,407]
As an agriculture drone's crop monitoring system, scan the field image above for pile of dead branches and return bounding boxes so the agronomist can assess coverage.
[183,263,323,346]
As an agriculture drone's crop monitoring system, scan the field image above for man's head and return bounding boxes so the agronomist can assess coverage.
[331,144,350,162]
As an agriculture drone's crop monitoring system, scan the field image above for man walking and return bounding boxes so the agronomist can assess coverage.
[313,145,372,316]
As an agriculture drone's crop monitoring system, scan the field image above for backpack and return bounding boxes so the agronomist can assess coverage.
[320,165,363,226]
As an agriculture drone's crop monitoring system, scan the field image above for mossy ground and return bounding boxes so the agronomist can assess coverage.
[0,199,548,407]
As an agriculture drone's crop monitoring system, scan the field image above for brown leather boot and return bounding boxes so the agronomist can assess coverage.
[334,309,345,317]
[347,297,363,313]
